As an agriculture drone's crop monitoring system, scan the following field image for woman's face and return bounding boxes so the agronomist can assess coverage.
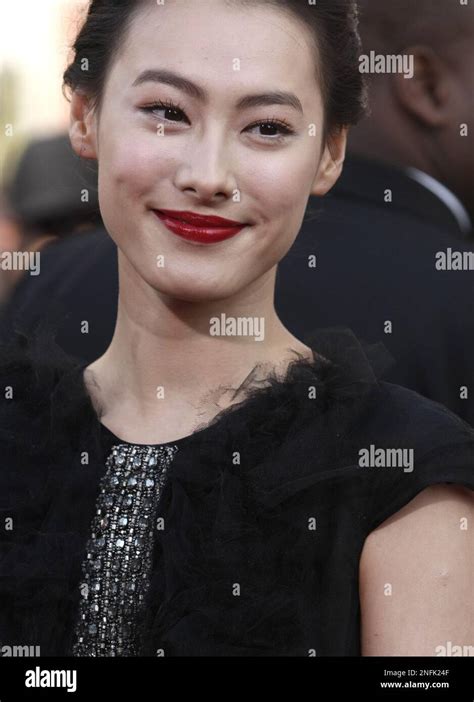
[72,0,346,302]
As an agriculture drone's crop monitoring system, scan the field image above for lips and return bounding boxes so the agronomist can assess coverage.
[157,209,246,227]
[153,209,249,244]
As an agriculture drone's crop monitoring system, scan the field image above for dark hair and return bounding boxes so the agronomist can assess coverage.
[63,0,366,133]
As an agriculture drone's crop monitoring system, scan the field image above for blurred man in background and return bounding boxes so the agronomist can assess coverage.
[276,0,474,424]
[0,189,23,306]
[0,132,107,354]
[350,0,473,234]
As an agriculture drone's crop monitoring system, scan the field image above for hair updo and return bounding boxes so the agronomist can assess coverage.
[63,0,366,134]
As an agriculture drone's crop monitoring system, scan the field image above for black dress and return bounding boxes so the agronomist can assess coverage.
[0,324,473,656]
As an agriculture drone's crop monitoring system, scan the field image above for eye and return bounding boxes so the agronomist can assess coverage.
[141,99,189,124]
[244,118,294,142]
[140,100,295,143]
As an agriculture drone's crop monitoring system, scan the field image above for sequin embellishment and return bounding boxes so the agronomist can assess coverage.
[72,443,178,656]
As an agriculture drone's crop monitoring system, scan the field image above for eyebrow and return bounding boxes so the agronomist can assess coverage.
[132,69,304,114]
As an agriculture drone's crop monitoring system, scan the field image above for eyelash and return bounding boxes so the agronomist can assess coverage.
[140,98,295,143]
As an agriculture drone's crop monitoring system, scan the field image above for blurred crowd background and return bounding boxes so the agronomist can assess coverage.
[0,0,473,424]
[0,0,101,303]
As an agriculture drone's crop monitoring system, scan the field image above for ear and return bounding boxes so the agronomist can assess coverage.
[392,45,452,128]
[69,90,99,160]
[311,126,348,196]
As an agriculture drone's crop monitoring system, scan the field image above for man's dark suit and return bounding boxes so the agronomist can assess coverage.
[0,227,118,364]
[276,156,474,423]
[1,156,473,423]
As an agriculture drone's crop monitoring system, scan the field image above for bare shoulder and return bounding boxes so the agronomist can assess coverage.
[359,484,474,656]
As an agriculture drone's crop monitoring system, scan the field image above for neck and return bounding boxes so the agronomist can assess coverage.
[86,252,311,434]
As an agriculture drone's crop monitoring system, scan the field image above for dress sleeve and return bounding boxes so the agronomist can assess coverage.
[364,384,474,533]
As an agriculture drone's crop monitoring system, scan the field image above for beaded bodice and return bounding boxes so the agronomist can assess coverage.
[72,443,178,656]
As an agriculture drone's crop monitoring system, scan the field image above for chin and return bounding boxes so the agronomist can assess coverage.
[146,274,236,304]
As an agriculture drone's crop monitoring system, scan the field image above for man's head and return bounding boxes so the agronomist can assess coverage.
[350,0,474,218]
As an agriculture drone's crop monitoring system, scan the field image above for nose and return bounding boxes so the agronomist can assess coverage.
[174,127,238,203]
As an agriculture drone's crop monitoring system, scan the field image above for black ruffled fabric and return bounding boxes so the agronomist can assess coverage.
[0,321,473,656]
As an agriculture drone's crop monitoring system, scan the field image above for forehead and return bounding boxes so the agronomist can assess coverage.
[110,0,320,106]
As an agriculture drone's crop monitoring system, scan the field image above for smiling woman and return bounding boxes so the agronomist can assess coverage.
[0,0,473,661]
[62,0,362,309]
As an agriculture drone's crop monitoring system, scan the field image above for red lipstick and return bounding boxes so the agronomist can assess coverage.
[153,209,249,244]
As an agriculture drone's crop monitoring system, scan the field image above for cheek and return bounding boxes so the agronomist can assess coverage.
[97,121,164,207]
[248,148,316,230]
